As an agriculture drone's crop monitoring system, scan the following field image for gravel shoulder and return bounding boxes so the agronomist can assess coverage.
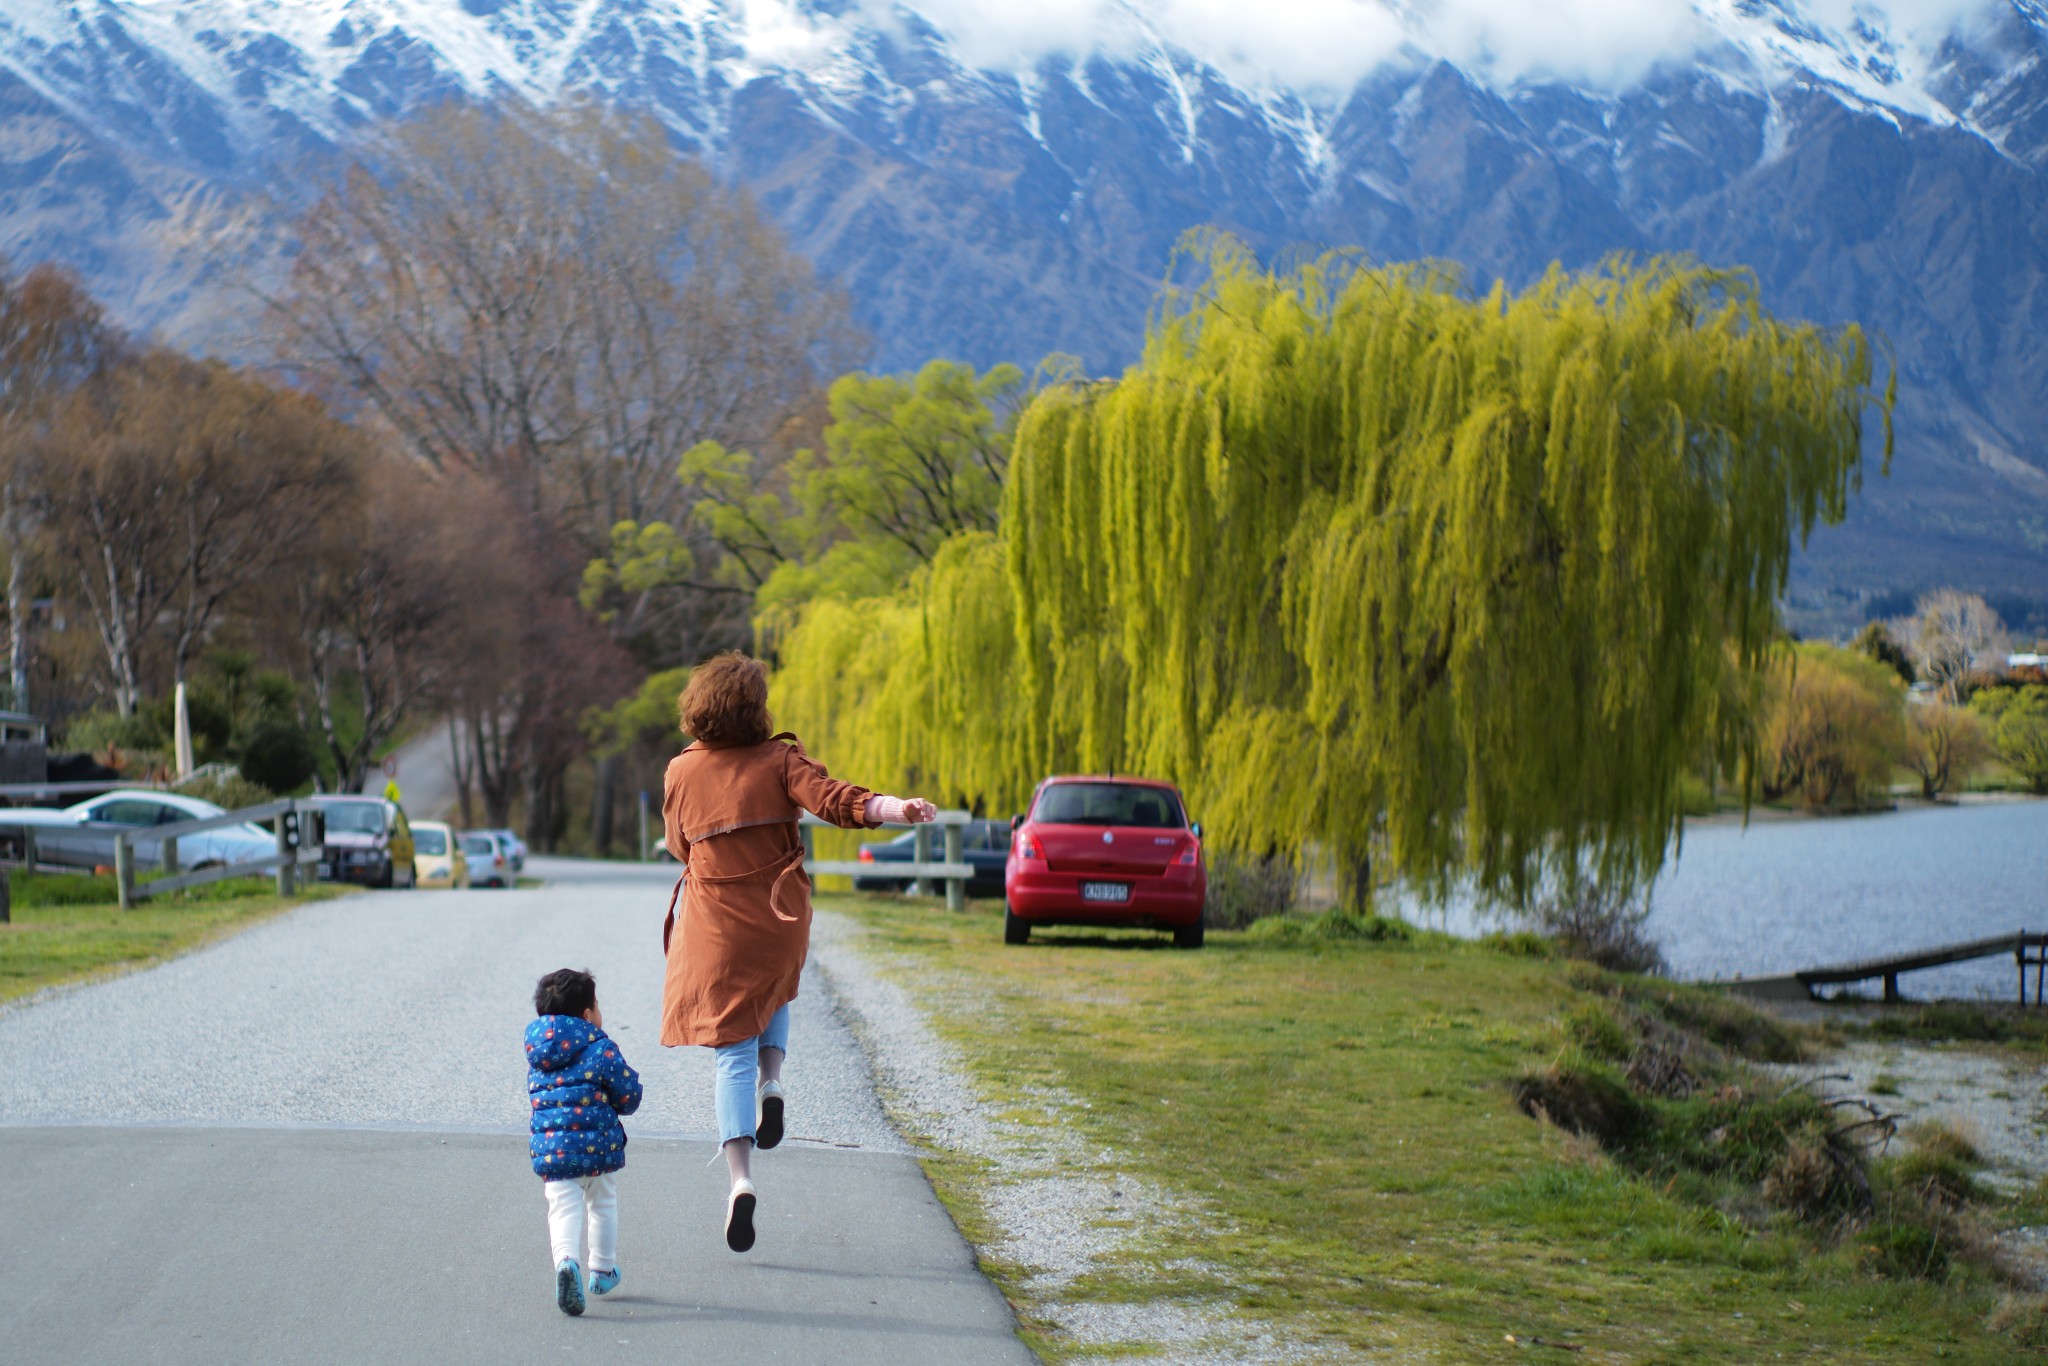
[810,909,1350,1365]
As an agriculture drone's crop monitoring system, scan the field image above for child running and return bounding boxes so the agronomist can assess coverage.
[527,968,643,1316]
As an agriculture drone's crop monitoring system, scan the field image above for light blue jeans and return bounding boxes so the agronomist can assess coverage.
[714,1002,791,1145]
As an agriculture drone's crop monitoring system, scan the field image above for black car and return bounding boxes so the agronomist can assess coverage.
[304,795,418,889]
[854,820,1008,898]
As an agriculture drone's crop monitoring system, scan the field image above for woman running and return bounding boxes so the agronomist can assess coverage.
[657,651,935,1252]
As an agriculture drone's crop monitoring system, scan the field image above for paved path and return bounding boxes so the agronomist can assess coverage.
[0,858,1032,1364]
[357,720,463,822]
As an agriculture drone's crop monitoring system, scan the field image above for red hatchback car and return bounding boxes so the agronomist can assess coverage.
[1003,776,1207,948]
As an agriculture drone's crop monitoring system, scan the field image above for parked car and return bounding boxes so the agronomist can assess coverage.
[413,821,468,889]
[304,795,417,888]
[460,830,516,888]
[0,789,274,872]
[476,828,527,872]
[1003,777,1207,948]
[855,820,1009,898]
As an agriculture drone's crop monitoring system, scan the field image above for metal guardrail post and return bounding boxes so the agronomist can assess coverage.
[274,801,294,896]
[911,824,931,897]
[944,823,964,912]
[113,833,132,910]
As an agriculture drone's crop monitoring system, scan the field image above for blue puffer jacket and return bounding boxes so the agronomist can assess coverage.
[526,1016,643,1180]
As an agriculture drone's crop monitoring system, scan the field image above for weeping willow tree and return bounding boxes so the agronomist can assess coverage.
[777,236,1889,905]
[770,532,1023,808]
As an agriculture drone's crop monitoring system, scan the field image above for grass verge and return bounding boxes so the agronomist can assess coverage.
[0,872,351,1006]
[819,894,2046,1363]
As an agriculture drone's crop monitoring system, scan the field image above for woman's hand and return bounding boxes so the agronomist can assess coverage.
[902,798,938,823]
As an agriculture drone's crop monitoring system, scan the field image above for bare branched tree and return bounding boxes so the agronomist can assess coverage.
[1897,590,2009,703]
[0,263,111,709]
[285,458,519,792]
[261,100,855,555]
[29,350,356,712]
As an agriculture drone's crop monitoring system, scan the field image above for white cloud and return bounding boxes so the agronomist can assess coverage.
[848,0,2005,93]
[736,0,845,68]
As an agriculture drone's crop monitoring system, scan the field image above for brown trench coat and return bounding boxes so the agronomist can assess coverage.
[658,735,879,1048]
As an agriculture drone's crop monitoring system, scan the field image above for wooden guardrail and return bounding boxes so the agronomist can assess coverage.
[799,810,976,911]
[114,798,326,907]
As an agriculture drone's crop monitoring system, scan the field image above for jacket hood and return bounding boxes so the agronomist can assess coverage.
[525,1015,604,1073]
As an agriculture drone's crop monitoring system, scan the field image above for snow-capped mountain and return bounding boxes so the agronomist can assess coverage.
[3,0,2048,616]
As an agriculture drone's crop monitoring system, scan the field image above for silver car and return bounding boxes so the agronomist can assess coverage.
[460,831,516,888]
[0,790,274,871]
[477,827,527,872]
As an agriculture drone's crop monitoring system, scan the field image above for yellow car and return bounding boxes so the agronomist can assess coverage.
[412,821,469,889]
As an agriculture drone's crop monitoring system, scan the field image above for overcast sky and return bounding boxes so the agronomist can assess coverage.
[741,0,2003,92]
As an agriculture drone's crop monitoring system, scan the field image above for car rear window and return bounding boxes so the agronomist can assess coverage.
[462,835,494,855]
[1032,783,1183,828]
[415,829,447,855]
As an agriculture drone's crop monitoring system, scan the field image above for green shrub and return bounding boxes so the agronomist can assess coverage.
[237,719,318,794]
[1247,909,1414,945]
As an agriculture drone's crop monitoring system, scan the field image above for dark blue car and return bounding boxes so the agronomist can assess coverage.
[854,820,1009,898]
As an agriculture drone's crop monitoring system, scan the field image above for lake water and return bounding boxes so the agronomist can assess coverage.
[1418,799,2048,1001]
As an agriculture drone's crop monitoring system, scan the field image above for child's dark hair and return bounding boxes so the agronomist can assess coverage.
[534,968,597,1018]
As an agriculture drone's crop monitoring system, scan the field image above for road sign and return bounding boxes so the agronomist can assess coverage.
[382,755,399,778]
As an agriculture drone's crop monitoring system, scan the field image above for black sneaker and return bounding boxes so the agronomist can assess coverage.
[757,1080,786,1151]
[726,1179,757,1253]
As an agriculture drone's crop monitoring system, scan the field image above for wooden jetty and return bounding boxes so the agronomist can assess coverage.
[1720,932,2048,1006]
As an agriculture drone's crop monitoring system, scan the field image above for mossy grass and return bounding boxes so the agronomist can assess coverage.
[821,893,2039,1362]
[0,872,350,1004]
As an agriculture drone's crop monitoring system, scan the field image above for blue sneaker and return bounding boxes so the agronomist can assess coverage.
[589,1265,621,1296]
[555,1259,585,1316]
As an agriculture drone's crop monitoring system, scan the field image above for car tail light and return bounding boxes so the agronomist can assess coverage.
[1177,841,1199,865]
[1018,833,1043,860]
[495,855,505,867]
[858,847,874,862]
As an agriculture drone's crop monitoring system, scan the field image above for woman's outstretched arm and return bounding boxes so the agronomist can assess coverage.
[784,745,934,828]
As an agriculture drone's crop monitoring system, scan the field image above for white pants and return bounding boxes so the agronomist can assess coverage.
[543,1172,619,1273]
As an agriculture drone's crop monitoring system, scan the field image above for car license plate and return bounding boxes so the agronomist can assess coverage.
[1082,882,1129,903]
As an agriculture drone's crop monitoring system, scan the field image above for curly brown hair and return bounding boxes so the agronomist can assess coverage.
[678,651,773,746]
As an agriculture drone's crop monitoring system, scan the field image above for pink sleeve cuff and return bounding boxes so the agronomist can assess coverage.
[864,795,908,824]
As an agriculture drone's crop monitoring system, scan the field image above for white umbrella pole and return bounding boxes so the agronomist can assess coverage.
[174,681,194,780]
